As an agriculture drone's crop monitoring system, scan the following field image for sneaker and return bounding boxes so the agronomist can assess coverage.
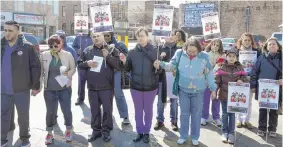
[154,121,164,130]
[236,122,242,128]
[268,131,276,137]
[177,138,186,145]
[65,130,72,142]
[192,140,199,146]
[171,122,179,131]
[257,130,265,136]
[214,119,222,127]
[1,141,8,147]
[201,118,207,126]
[45,133,54,145]
[143,134,150,143]
[21,139,31,147]
[244,122,253,129]
[122,117,130,125]
[227,134,234,144]
[221,133,228,143]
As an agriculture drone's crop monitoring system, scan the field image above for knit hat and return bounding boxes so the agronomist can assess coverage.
[226,49,238,56]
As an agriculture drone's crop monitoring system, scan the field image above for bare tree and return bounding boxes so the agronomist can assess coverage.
[35,4,53,37]
[128,6,153,27]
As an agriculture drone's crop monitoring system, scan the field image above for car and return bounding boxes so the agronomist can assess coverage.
[221,38,237,51]
[271,32,282,45]
[21,33,40,53]
[66,36,76,47]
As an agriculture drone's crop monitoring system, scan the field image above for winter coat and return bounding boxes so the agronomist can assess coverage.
[215,61,249,101]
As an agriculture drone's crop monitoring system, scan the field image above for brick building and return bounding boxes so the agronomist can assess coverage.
[179,1,282,39]
[58,1,81,35]
[1,0,59,40]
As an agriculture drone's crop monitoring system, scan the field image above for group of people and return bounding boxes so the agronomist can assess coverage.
[1,20,282,147]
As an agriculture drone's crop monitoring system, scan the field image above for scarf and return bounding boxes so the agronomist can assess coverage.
[50,49,60,64]
[176,41,185,48]
[240,45,252,51]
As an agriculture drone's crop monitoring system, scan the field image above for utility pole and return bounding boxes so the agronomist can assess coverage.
[246,6,250,32]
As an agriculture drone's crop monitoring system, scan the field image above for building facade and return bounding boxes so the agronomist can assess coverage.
[1,0,59,40]
[58,1,81,35]
[179,1,282,39]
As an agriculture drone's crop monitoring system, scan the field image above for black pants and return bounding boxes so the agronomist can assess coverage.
[88,90,114,136]
[258,108,278,132]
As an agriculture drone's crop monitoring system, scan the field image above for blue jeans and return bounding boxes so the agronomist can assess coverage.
[179,89,204,140]
[1,91,31,143]
[157,82,178,123]
[114,71,128,118]
[44,88,73,131]
[221,100,235,134]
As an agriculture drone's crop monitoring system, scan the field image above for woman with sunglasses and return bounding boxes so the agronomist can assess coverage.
[40,35,76,145]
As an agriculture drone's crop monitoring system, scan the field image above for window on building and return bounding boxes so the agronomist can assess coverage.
[62,6,66,17]
[53,1,58,15]
[62,23,66,31]
[73,5,78,14]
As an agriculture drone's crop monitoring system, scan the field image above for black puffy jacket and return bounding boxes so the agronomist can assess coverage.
[124,43,161,91]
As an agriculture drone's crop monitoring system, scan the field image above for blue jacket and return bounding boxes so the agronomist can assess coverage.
[250,52,282,100]
[250,52,282,88]
[160,49,217,93]
[64,44,78,64]
[72,35,93,54]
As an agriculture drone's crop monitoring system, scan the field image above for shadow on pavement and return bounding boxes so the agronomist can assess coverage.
[245,125,283,147]
[79,103,92,125]
[234,130,280,147]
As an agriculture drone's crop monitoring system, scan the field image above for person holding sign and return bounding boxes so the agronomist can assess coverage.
[103,31,130,125]
[215,49,248,144]
[250,37,282,137]
[120,28,161,143]
[154,34,182,132]
[154,38,216,146]
[235,33,261,129]
[201,39,225,126]
[39,35,76,145]
[78,32,123,142]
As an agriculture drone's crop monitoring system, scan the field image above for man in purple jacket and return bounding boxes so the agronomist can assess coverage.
[77,31,123,142]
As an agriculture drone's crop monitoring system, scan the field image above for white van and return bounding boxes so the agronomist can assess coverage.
[271,32,282,45]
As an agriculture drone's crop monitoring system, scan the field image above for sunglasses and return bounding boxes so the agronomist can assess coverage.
[104,35,111,37]
[49,45,59,48]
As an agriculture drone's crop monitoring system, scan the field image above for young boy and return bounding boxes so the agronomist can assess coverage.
[215,50,248,144]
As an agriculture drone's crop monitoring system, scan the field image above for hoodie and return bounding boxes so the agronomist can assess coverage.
[56,30,78,64]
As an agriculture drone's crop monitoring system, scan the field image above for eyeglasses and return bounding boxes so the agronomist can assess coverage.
[104,35,111,37]
[49,45,59,48]
[92,35,101,38]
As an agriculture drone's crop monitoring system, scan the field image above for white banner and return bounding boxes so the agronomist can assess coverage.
[89,2,113,33]
[201,12,220,36]
[152,5,174,37]
[227,82,250,113]
[239,51,257,73]
[258,79,280,110]
[74,13,88,31]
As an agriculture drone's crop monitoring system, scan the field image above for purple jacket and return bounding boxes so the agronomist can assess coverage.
[77,44,123,90]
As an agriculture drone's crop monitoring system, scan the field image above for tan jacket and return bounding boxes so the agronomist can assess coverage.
[40,50,76,90]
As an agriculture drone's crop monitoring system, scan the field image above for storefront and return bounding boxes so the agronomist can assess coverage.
[13,13,46,41]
